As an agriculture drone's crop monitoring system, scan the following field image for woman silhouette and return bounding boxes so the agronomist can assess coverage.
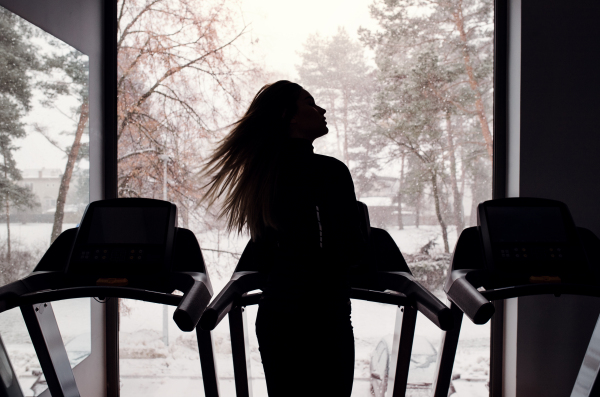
[203,81,365,397]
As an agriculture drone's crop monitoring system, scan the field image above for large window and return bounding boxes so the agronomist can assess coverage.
[0,5,91,396]
[116,0,493,395]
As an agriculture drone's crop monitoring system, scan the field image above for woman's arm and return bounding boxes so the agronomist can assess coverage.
[318,158,367,269]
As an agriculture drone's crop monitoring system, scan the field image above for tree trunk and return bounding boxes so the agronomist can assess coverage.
[5,195,10,264]
[431,171,449,253]
[181,203,189,229]
[453,0,493,161]
[51,101,89,243]
[397,153,405,230]
[342,92,349,166]
[328,95,342,157]
[445,112,465,233]
[3,155,10,263]
[469,169,480,226]
[415,189,421,229]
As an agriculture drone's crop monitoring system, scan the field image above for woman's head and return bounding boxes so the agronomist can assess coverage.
[289,88,328,142]
[241,80,304,141]
[202,80,324,239]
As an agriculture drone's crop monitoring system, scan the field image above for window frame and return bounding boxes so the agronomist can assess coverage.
[0,0,510,395]
[0,0,118,395]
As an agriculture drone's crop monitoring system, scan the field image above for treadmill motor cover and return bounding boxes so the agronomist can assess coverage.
[68,200,176,277]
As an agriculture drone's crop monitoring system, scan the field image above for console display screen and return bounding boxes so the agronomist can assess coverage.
[487,207,568,243]
[87,207,169,245]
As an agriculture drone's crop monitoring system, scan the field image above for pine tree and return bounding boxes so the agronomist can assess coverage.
[38,49,89,242]
[296,27,377,196]
[0,7,38,265]
[361,0,493,243]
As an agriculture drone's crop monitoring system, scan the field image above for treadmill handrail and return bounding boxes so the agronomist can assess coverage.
[377,271,453,330]
[445,269,495,324]
[481,283,600,301]
[200,270,454,331]
[0,271,212,332]
[19,287,182,305]
[200,271,265,331]
[172,272,213,331]
[0,280,29,313]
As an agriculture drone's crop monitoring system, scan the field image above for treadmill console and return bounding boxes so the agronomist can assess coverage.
[478,198,587,278]
[67,198,177,277]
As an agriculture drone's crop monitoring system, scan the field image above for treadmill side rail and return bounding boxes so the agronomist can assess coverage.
[197,328,220,397]
[21,303,80,397]
[0,333,24,397]
[229,305,253,397]
[387,305,417,397]
[571,314,600,397]
[431,302,465,397]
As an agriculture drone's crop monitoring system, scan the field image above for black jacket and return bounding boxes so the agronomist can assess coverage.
[256,138,366,301]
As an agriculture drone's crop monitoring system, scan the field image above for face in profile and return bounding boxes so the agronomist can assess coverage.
[289,89,328,142]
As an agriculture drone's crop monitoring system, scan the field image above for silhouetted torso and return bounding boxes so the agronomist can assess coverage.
[255,138,364,301]
[255,139,362,397]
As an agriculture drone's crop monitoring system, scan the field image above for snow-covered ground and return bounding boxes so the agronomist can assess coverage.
[0,223,78,250]
[0,222,490,396]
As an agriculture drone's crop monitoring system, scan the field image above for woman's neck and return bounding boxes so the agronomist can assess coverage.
[287,138,314,153]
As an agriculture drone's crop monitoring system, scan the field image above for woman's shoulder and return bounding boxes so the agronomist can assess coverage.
[313,154,350,174]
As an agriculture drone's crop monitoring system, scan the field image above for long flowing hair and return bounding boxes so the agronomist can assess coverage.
[201,81,303,239]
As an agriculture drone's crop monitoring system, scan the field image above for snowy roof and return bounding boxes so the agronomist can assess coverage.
[21,168,63,179]
[360,196,394,207]
[362,176,400,197]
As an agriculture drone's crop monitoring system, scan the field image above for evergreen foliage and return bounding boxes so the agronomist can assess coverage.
[0,7,39,266]
[39,48,89,242]
[296,27,379,197]
[359,0,493,250]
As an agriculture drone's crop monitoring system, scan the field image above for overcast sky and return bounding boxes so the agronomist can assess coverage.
[239,0,377,78]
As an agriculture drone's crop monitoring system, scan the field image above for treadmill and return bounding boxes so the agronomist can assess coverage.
[0,198,218,397]
[199,201,454,397]
[0,333,22,397]
[431,197,600,397]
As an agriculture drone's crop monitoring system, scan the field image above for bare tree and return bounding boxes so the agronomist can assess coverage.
[116,0,260,215]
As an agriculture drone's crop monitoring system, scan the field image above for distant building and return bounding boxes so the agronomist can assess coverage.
[359,176,402,228]
[359,176,400,200]
[12,169,85,222]
[19,168,63,213]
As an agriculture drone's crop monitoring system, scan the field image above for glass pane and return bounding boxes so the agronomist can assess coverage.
[119,299,203,395]
[0,5,90,396]
[451,321,490,395]
[116,0,493,395]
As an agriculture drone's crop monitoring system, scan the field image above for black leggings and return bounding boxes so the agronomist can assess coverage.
[255,299,355,397]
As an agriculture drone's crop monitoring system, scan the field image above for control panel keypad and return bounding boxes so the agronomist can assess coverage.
[495,245,568,261]
[78,247,159,264]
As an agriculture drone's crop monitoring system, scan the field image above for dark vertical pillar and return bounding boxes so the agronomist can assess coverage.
[102,1,119,396]
[105,298,119,397]
[493,0,509,201]
[518,1,600,395]
[102,0,118,201]
[490,300,504,397]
